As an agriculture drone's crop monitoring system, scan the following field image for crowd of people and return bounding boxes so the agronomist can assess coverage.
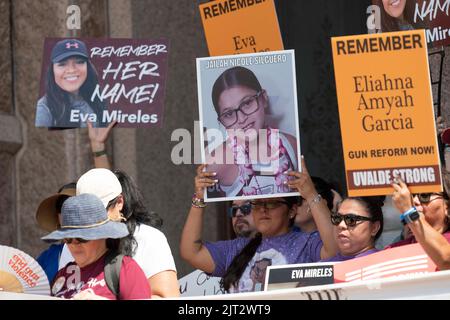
[19,35,450,300]
[28,120,450,298]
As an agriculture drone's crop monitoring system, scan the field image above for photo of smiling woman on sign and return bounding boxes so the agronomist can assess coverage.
[197,51,301,202]
[373,0,427,32]
[35,39,107,128]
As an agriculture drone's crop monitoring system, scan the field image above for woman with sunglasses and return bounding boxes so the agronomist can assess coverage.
[180,161,337,293]
[389,176,450,270]
[205,66,298,198]
[320,196,384,262]
[42,193,150,300]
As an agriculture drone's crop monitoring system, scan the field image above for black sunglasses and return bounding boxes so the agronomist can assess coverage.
[228,203,252,218]
[413,193,444,204]
[64,238,90,244]
[330,213,373,227]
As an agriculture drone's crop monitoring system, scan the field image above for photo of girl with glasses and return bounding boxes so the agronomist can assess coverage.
[200,64,300,200]
[35,39,107,128]
[180,161,338,293]
[320,196,384,262]
[388,176,450,270]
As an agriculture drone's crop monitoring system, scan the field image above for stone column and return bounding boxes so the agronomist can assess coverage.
[107,0,138,179]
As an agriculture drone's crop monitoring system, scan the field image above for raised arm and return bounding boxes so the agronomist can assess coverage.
[287,157,338,260]
[87,121,116,169]
[392,177,450,270]
[179,165,218,273]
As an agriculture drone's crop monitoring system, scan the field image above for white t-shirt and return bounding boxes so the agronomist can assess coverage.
[58,224,177,279]
[132,224,177,278]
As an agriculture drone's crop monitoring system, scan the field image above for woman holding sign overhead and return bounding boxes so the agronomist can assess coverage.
[389,176,450,270]
[205,66,299,199]
[180,160,338,293]
[35,39,106,128]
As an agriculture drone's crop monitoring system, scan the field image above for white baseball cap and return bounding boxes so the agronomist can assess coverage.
[76,168,122,208]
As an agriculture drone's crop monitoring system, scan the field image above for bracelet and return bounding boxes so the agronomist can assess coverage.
[192,194,206,208]
[93,149,107,157]
[308,194,322,207]
[400,206,418,224]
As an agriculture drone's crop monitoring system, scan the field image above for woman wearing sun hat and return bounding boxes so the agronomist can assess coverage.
[42,193,151,300]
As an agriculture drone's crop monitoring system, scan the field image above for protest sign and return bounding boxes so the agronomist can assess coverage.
[371,0,450,46]
[178,269,225,297]
[264,243,437,292]
[332,30,441,196]
[265,263,335,291]
[196,50,301,202]
[333,243,437,282]
[35,38,169,128]
[199,0,283,56]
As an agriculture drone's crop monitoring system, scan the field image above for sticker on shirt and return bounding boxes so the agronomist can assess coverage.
[52,276,66,295]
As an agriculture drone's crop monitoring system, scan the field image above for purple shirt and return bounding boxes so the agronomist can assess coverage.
[204,231,323,293]
[320,248,379,262]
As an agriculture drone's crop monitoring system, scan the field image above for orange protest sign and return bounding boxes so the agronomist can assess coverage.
[331,30,442,196]
[199,0,283,56]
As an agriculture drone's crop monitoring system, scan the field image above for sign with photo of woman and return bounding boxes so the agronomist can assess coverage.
[372,0,450,46]
[196,50,301,202]
[35,38,169,128]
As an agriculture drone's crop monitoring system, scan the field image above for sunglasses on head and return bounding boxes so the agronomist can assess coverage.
[250,200,289,210]
[330,213,373,227]
[413,193,444,204]
[228,203,252,218]
[64,238,90,244]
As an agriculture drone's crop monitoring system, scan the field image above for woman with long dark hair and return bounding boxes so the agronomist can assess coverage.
[76,168,179,298]
[375,0,426,32]
[35,39,106,127]
[180,160,338,293]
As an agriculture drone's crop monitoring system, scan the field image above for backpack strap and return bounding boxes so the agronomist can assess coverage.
[104,250,124,299]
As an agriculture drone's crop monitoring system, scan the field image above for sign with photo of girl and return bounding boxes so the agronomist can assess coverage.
[196,50,301,202]
[35,38,169,128]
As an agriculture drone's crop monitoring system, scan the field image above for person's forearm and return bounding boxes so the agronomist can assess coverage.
[180,205,206,265]
[409,217,450,270]
[91,142,111,169]
[308,195,338,259]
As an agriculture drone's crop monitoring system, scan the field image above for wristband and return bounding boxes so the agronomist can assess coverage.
[93,149,107,157]
[192,194,206,208]
[400,207,419,225]
[308,194,322,207]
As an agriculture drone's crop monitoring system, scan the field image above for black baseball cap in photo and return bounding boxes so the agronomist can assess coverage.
[51,39,88,63]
